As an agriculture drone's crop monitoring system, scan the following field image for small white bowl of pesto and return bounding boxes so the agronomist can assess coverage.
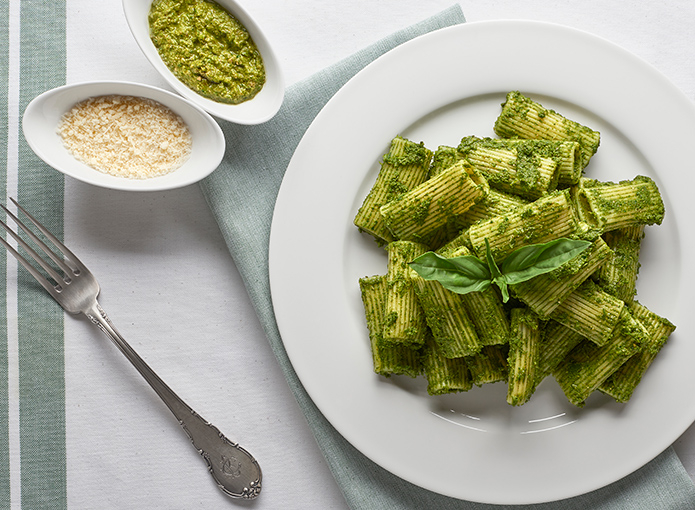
[22,81,225,192]
[123,0,284,125]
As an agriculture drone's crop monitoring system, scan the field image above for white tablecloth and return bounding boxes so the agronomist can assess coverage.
[9,1,693,508]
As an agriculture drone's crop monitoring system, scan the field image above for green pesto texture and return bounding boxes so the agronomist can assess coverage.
[383,138,433,169]
[358,275,422,377]
[380,160,489,243]
[430,145,463,177]
[578,176,665,231]
[537,320,585,380]
[510,237,611,319]
[422,335,473,395]
[600,300,675,402]
[354,136,432,244]
[384,241,429,345]
[468,189,580,262]
[493,91,600,169]
[598,226,644,302]
[458,136,561,199]
[506,307,540,406]
[149,0,266,104]
[549,279,624,346]
[466,345,509,386]
[414,277,482,358]
[554,307,647,406]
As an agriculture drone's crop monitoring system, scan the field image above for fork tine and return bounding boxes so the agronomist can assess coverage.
[5,198,83,275]
[0,228,62,299]
[0,213,69,289]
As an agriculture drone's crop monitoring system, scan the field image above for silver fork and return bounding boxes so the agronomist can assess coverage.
[0,198,261,500]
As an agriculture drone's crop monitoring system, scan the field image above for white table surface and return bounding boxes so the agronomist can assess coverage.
[52,1,695,508]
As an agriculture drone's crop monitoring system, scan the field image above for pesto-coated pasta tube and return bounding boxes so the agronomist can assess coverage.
[430,145,462,177]
[422,335,473,395]
[459,188,529,227]
[549,279,625,346]
[457,138,559,200]
[511,237,613,318]
[597,225,645,302]
[468,189,581,262]
[572,176,665,233]
[435,228,473,256]
[493,91,600,169]
[600,300,676,403]
[463,137,583,188]
[537,320,585,380]
[446,246,510,346]
[358,275,422,377]
[466,345,508,387]
[383,241,429,346]
[553,306,647,406]
[426,189,528,251]
[380,160,489,242]
[414,276,483,358]
[507,308,541,406]
[354,136,432,244]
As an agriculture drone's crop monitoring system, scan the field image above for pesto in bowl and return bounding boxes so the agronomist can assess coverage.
[123,0,284,124]
[148,0,266,105]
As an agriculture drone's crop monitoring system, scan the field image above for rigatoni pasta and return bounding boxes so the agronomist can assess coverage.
[549,280,625,346]
[599,300,676,402]
[468,189,581,262]
[511,237,612,318]
[507,308,541,406]
[354,90,675,406]
[354,136,432,244]
[414,276,483,358]
[553,307,648,406]
[422,335,473,395]
[380,160,489,242]
[383,241,429,346]
[457,137,559,200]
[572,176,665,232]
[596,225,645,302]
[494,90,600,169]
[358,275,422,377]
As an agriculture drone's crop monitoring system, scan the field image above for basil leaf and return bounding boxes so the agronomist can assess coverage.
[409,251,491,294]
[485,238,510,302]
[501,238,592,285]
[407,238,591,303]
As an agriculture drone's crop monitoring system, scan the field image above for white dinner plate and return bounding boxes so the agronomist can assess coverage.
[269,21,695,504]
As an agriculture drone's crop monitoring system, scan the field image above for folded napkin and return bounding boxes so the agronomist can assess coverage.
[200,5,695,508]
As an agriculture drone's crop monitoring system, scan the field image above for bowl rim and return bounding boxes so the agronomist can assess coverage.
[22,80,227,192]
[122,0,285,124]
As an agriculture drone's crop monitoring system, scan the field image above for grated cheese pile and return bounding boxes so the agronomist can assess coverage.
[57,94,192,179]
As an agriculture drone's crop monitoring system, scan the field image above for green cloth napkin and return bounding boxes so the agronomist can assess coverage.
[200,5,695,508]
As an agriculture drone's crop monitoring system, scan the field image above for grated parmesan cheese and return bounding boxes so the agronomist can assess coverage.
[57,94,192,179]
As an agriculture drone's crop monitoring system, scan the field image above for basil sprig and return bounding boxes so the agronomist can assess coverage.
[409,238,592,302]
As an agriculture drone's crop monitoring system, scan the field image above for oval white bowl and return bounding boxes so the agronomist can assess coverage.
[22,81,226,192]
[122,0,284,124]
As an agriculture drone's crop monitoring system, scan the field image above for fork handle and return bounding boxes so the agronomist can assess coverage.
[84,301,262,499]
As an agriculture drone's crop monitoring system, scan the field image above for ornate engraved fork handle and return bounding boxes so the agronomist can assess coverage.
[85,301,262,499]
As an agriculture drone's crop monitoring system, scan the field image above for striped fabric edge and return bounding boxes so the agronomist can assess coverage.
[3,1,68,509]
[0,0,10,507]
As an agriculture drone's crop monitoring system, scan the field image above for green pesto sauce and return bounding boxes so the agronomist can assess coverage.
[383,139,431,168]
[385,174,409,201]
[148,0,266,104]
[409,197,432,226]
